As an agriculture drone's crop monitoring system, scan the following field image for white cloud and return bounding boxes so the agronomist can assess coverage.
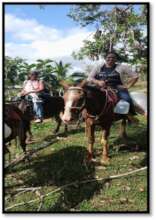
[5,13,60,41]
[5,13,94,72]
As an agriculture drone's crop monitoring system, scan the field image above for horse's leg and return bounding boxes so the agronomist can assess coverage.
[18,122,27,154]
[101,128,110,165]
[5,143,11,162]
[120,119,128,140]
[64,124,68,133]
[20,134,27,155]
[26,122,33,143]
[27,129,33,141]
[86,119,95,162]
[54,116,61,134]
[85,120,88,137]
[76,119,81,129]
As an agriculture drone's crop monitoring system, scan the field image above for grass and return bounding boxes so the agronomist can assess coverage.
[4,114,148,212]
[4,80,148,212]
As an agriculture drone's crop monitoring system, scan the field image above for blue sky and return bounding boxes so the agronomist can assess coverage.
[5,5,76,30]
[5,4,142,30]
[5,4,144,72]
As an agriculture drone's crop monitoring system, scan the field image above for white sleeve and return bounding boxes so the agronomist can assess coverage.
[87,64,102,82]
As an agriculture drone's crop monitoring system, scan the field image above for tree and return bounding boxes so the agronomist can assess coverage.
[68,4,148,66]
[52,61,71,80]
[67,71,87,84]
[4,56,29,86]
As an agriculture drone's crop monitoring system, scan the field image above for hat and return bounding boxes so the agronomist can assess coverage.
[30,70,40,76]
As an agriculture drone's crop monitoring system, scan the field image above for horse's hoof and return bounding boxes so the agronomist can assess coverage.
[100,158,110,166]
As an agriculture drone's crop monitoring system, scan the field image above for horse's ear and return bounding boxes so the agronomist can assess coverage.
[59,80,69,90]
[78,79,87,88]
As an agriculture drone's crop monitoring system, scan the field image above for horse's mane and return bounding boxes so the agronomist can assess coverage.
[83,84,105,97]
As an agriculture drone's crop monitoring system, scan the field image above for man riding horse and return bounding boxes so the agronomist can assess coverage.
[87,52,143,120]
[61,51,147,165]
[18,70,67,134]
[19,70,46,123]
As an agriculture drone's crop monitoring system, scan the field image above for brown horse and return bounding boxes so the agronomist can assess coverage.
[61,83,132,165]
[4,104,30,155]
[15,95,68,135]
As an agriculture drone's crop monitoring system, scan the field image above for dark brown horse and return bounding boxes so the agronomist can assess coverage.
[4,104,30,154]
[15,95,67,135]
[61,83,132,165]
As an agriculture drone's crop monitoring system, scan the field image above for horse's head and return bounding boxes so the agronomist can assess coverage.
[60,81,86,124]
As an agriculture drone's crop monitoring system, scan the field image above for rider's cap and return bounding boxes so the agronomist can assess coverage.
[30,70,40,76]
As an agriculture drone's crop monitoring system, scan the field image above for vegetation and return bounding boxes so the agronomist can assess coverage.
[4,114,147,212]
[4,4,148,212]
[68,4,148,79]
[5,57,71,87]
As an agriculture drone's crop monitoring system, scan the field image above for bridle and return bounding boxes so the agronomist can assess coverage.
[65,86,118,121]
[93,87,118,120]
[65,87,86,111]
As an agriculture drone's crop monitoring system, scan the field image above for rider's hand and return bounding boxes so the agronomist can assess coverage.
[18,91,25,96]
[19,91,29,96]
[96,80,106,87]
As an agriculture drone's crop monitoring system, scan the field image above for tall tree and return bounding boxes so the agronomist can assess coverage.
[4,56,28,85]
[68,4,148,65]
[52,60,71,81]
[67,71,87,84]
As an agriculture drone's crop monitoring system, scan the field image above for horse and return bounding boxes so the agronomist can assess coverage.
[4,104,30,155]
[60,82,143,165]
[12,94,68,136]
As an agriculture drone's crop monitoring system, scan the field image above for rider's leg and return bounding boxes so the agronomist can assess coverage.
[117,88,136,114]
[117,88,139,123]
[33,102,43,122]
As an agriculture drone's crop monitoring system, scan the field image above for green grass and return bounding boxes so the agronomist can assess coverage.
[4,113,148,212]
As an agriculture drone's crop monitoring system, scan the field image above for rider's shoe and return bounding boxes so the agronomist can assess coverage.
[34,118,42,123]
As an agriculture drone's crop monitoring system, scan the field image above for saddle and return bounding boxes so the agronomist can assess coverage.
[100,87,118,107]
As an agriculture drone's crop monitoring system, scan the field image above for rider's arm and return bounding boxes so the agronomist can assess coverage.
[117,64,139,89]
[36,80,44,92]
[87,63,106,87]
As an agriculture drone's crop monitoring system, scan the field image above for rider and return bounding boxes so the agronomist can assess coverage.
[87,51,140,120]
[20,70,44,123]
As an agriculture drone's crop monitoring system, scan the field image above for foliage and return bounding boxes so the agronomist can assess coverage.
[67,71,87,84]
[4,56,29,85]
[68,4,148,66]
[4,57,72,91]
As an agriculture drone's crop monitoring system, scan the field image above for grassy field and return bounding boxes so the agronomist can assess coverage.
[4,114,148,212]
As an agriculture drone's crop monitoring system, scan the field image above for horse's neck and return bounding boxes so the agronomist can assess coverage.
[85,88,106,115]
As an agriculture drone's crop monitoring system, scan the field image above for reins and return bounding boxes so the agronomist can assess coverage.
[85,87,118,121]
[65,86,118,121]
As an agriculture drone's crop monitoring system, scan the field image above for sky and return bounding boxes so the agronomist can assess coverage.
[4,4,143,73]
